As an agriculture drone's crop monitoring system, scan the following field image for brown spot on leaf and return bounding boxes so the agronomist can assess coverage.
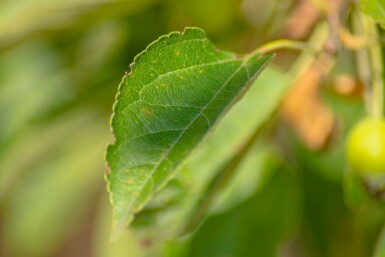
[142,106,154,117]
[105,163,112,175]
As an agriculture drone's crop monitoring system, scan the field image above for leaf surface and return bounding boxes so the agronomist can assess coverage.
[105,27,272,239]
[374,226,385,257]
[126,67,291,241]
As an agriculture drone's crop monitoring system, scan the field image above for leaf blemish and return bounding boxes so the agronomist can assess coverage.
[142,106,153,117]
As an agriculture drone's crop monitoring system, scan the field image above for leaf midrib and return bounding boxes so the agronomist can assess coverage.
[113,58,251,235]
[119,59,238,116]
[120,58,250,225]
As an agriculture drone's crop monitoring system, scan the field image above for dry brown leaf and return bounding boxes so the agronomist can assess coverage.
[331,73,364,96]
[281,61,335,150]
[284,0,321,39]
[280,0,351,150]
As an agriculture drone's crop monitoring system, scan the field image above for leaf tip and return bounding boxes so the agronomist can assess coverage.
[110,225,123,242]
[110,211,135,241]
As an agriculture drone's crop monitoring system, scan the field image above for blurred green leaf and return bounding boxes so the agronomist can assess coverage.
[0,0,163,49]
[2,111,108,257]
[359,0,385,28]
[183,158,300,257]
[344,168,369,208]
[344,167,385,212]
[209,143,274,214]
[242,0,294,36]
[0,42,72,144]
[166,0,239,34]
[374,226,385,257]
[179,121,276,236]
[105,27,272,239]
[0,111,99,198]
[292,151,383,257]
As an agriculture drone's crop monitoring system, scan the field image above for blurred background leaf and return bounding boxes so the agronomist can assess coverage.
[359,0,385,29]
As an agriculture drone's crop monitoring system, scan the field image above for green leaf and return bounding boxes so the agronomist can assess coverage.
[120,67,290,242]
[343,168,368,208]
[183,159,300,257]
[359,0,385,28]
[105,27,272,239]
[374,226,385,257]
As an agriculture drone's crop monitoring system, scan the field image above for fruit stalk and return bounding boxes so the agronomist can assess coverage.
[353,9,384,118]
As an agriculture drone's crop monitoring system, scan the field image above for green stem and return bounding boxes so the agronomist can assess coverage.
[374,222,385,257]
[368,22,384,118]
[254,39,317,54]
[353,10,372,116]
[354,10,384,118]
[286,22,330,85]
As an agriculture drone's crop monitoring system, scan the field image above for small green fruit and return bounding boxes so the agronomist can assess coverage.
[346,118,385,174]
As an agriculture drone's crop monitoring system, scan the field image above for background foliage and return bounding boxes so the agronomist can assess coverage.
[0,0,384,257]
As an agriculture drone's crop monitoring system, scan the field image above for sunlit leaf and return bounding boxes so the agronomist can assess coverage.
[105,27,272,239]
[374,226,385,257]
[359,0,385,28]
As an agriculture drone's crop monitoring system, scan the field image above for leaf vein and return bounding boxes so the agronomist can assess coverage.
[121,59,239,115]
[130,61,247,216]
